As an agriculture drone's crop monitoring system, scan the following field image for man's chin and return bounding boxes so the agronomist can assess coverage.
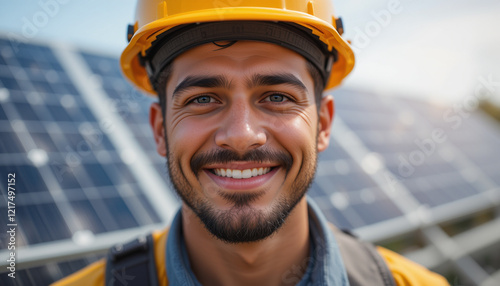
[194,202,290,244]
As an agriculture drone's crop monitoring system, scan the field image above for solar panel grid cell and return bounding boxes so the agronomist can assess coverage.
[0,55,6,66]
[0,76,20,90]
[0,131,24,153]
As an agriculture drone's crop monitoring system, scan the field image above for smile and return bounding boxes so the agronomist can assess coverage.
[204,163,280,190]
[212,167,272,179]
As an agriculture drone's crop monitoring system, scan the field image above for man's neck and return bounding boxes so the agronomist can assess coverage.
[182,197,310,286]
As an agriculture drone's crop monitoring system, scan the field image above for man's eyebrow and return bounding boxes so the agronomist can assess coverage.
[172,75,231,98]
[247,73,307,92]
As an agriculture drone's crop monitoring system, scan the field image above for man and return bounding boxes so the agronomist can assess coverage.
[54,0,449,285]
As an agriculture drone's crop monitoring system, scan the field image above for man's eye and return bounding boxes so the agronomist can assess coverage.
[191,95,214,104]
[266,93,288,102]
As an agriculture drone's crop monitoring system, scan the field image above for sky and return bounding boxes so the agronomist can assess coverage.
[1,0,500,105]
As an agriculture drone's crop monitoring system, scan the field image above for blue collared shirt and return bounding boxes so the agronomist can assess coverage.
[166,197,350,285]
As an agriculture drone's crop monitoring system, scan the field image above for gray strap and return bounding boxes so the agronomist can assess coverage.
[331,227,396,286]
[105,234,159,286]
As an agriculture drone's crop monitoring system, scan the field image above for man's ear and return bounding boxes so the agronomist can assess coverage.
[149,102,167,157]
[317,95,334,152]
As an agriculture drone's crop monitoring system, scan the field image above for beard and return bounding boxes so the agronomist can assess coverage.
[166,145,318,244]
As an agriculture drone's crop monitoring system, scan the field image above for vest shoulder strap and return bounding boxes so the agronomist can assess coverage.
[105,233,159,286]
[104,227,395,286]
[330,226,396,286]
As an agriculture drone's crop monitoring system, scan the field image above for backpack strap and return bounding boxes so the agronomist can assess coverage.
[330,226,396,286]
[105,233,159,286]
[102,226,394,286]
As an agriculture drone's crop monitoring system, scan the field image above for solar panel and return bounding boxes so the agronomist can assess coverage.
[0,39,164,252]
[1,35,500,284]
[77,52,169,167]
[331,89,500,224]
[312,138,404,229]
[0,255,102,286]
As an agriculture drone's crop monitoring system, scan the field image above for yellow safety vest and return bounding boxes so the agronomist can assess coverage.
[52,227,449,286]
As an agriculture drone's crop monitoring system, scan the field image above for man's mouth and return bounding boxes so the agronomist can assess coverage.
[203,164,280,190]
[211,167,273,179]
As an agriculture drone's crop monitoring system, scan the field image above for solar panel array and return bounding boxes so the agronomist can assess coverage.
[310,89,500,238]
[0,36,499,285]
[0,38,167,285]
[78,52,173,179]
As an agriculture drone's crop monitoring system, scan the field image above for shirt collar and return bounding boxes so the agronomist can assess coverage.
[166,197,349,285]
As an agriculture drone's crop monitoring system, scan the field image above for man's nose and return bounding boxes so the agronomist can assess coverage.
[215,102,267,154]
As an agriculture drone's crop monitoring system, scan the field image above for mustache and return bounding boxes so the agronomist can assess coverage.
[190,148,293,175]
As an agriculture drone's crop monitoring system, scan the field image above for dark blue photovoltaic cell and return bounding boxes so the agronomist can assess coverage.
[47,105,73,121]
[136,193,163,223]
[15,203,72,245]
[0,76,20,90]
[49,162,83,190]
[352,197,402,225]
[82,163,114,186]
[103,197,139,229]
[0,165,48,194]
[31,132,59,152]
[0,131,24,153]
[13,102,40,121]
[19,165,49,193]
[31,79,55,94]
[80,107,97,122]
[0,170,12,201]
[64,133,91,151]
[70,199,108,234]
[0,207,8,247]
[0,104,7,120]
[0,255,103,286]
[109,163,136,185]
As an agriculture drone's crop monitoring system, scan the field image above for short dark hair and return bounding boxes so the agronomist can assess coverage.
[156,45,325,120]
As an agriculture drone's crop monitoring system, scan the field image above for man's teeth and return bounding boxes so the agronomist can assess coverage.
[214,167,272,179]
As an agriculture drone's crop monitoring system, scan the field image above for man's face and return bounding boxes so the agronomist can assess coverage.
[150,41,334,243]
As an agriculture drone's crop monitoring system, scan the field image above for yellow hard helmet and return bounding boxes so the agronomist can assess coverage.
[121,0,355,96]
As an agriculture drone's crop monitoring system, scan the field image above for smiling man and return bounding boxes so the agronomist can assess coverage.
[150,41,331,285]
[53,1,449,286]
